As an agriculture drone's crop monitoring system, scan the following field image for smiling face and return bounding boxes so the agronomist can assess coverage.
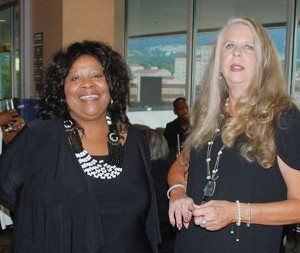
[220,23,256,96]
[64,54,110,123]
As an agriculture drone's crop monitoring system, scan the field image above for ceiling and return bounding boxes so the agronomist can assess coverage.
[0,0,290,38]
[127,0,289,37]
[0,0,16,7]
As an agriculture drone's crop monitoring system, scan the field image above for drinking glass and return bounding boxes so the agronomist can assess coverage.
[176,134,182,157]
[2,98,16,132]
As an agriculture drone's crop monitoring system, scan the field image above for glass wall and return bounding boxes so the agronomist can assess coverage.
[193,0,287,101]
[0,3,20,100]
[292,1,300,105]
[125,0,189,128]
[125,0,293,128]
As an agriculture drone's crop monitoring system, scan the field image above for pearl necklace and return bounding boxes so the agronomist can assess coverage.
[206,118,226,181]
[203,99,228,197]
[64,116,124,179]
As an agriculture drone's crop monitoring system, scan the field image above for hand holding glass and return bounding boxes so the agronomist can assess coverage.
[2,99,17,132]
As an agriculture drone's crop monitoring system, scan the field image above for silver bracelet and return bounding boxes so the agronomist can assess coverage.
[235,200,241,226]
[167,184,186,199]
[247,202,251,227]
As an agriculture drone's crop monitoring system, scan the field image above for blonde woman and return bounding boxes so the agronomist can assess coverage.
[167,17,300,253]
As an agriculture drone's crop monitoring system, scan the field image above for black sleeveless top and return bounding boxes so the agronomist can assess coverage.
[175,106,300,253]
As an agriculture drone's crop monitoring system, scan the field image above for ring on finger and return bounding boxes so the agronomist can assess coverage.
[201,216,207,225]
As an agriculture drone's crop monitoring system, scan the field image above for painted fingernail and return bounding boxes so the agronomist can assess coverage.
[177,223,182,230]
[184,222,189,229]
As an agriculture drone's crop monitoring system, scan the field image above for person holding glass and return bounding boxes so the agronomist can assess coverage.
[0,41,160,253]
[0,103,18,131]
[0,100,25,232]
[164,97,189,162]
[0,100,25,144]
[167,17,300,253]
[143,128,176,253]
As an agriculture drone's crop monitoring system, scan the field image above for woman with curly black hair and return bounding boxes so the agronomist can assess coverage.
[0,41,160,253]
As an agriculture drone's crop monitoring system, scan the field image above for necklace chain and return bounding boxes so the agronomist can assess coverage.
[205,98,229,181]
[64,116,124,179]
[206,127,225,181]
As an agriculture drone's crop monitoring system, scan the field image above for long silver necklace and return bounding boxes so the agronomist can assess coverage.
[64,116,124,179]
[203,100,228,198]
[206,120,226,181]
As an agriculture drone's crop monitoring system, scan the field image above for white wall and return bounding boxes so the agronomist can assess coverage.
[127,110,175,129]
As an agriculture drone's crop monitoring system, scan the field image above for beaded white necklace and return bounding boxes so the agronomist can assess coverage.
[64,116,124,179]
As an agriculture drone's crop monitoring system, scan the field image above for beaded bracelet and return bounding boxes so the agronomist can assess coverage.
[167,184,186,199]
[247,202,251,227]
[235,200,241,226]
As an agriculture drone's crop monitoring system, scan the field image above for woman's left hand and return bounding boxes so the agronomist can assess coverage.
[192,200,236,231]
[169,192,194,230]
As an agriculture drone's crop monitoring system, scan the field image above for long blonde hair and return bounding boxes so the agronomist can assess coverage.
[184,17,292,168]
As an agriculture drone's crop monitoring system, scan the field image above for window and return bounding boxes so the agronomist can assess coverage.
[125,0,189,128]
[0,3,20,100]
[194,0,287,100]
[125,0,295,128]
[292,1,300,106]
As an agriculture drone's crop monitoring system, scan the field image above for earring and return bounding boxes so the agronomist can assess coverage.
[219,74,223,80]
[110,99,113,105]
[106,115,112,126]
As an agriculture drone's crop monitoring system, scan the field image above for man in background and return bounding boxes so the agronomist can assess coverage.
[164,97,189,162]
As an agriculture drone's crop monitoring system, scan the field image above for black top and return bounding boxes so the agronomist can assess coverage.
[151,160,176,247]
[164,118,188,161]
[151,160,171,224]
[175,106,300,253]
[0,119,160,253]
[90,127,152,252]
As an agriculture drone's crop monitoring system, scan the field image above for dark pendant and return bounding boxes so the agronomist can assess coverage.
[201,180,216,204]
[203,180,216,197]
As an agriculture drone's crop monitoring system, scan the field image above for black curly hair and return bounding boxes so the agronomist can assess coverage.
[39,40,131,133]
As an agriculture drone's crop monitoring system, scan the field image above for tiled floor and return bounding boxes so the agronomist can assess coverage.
[0,226,299,253]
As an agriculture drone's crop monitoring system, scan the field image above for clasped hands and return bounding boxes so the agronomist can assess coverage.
[168,193,236,231]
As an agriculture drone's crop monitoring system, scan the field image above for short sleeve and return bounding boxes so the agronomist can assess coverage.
[275,105,300,170]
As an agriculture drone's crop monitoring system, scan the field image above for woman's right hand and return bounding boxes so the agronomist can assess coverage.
[168,188,194,230]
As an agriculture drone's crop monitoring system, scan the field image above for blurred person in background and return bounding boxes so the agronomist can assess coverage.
[164,97,189,162]
[0,110,25,231]
[143,128,176,253]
